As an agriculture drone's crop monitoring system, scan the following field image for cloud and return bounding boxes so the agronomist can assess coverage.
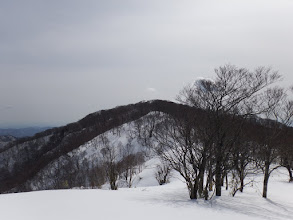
[146,87,157,92]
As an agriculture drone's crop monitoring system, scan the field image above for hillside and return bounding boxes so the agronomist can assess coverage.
[0,135,16,150]
[0,99,292,194]
[0,100,197,193]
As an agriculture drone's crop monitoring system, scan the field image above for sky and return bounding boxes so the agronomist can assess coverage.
[1,0,293,128]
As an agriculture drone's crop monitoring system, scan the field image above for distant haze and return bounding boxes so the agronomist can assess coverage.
[1,0,293,128]
[0,127,51,138]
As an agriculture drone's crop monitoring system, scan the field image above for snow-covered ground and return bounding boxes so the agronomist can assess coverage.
[1,159,293,220]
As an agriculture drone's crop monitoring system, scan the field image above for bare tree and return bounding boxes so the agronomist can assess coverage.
[100,145,119,190]
[154,115,207,199]
[177,65,281,196]
[155,160,172,185]
[98,134,119,190]
[118,142,142,188]
[231,135,255,194]
[277,88,293,182]
[253,87,293,198]
[279,139,293,182]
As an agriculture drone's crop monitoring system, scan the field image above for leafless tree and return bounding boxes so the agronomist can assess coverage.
[276,87,293,182]
[99,135,119,190]
[253,87,293,197]
[118,142,143,188]
[177,64,281,196]
[154,115,206,199]
[279,138,293,182]
[155,160,172,185]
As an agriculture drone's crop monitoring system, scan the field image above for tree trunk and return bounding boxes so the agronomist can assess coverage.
[286,165,293,182]
[215,140,223,197]
[188,182,198,199]
[262,162,270,198]
[208,168,213,191]
[198,155,206,196]
[221,171,225,187]
[240,168,244,192]
[225,173,228,190]
[198,172,204,196]
[215,159,222,196]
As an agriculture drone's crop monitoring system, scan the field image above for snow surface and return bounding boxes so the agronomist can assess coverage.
[1,157,293,220]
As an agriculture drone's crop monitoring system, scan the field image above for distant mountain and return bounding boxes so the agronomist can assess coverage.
[0,100,291,194]
[0,100,192,193]
[0,127,52,138]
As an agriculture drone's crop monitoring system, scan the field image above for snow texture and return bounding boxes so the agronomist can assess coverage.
[1,158,293,220]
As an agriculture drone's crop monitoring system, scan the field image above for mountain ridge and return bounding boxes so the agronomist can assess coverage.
[0,100,197,193]
[0,99,292,194]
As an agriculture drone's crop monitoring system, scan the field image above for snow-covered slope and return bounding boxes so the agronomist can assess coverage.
[1,100,178,193]
[25,113,161,191]
[0,135,16,150]
[1,158,292,220]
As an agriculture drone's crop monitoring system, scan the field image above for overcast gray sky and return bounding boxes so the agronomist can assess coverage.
[1,0,292,128]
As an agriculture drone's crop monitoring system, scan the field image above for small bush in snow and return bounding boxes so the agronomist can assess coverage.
[155,162,171,185]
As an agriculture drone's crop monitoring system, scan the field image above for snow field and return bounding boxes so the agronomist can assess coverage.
[1,158,293,220]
